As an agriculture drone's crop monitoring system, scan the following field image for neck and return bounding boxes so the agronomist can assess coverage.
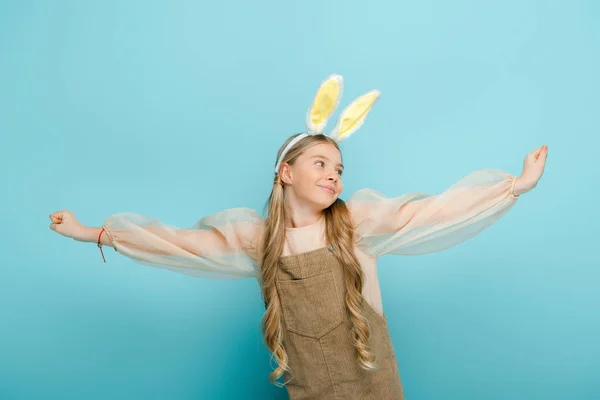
[283,200,323,229]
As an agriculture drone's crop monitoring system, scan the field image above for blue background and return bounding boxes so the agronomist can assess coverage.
[1,0,598,398]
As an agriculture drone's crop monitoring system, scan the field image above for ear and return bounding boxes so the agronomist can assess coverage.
[279,162,293,185]
[306,74,344,134]
[328,89,380,142]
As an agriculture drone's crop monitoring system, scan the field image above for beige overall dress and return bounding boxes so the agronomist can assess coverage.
[275,245,405,399]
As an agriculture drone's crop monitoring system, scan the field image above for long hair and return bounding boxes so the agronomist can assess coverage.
[259,133,378,386]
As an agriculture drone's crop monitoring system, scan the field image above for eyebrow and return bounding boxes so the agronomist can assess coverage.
[310,155,344,170]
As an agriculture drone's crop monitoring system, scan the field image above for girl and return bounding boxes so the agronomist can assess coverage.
[49,74,548,399]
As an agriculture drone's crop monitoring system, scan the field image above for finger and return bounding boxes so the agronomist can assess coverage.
[536,145,548,162]
[526,148,541,161]
[50,211,68,222]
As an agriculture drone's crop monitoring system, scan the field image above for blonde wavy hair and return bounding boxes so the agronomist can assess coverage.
[259,133,378,387]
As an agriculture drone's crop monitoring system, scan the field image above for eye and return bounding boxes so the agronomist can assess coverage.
[336,169,343,176]
[315,161,325,167]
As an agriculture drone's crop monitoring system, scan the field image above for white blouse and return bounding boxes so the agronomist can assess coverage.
[101,169,520,317]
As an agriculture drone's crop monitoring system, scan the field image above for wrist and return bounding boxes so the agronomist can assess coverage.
[73,226,99,243]
[512,176,535,197]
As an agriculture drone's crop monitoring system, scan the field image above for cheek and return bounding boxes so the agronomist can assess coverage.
[296,173,316,193]
[304,169,322,183]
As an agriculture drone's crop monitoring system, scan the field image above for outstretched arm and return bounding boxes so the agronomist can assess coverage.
[50,208,264,279]
[348,145,548,257]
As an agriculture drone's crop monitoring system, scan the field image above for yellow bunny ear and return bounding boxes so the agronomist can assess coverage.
[306,74,344,134]
[328,89,380,142]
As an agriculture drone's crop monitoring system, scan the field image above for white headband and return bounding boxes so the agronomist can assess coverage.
[274,73,381,174]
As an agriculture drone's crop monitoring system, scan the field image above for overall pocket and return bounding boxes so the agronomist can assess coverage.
[276,270,344,338]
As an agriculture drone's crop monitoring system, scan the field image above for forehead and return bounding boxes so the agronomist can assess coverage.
[301,143,342,162]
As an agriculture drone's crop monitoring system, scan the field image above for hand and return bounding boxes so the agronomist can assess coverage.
[49,210,86,241]
[513,145,548,196]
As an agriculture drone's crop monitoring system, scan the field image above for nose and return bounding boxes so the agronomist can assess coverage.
[326,171,338,182]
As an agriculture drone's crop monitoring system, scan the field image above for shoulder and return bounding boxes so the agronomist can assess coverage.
[193,206,264,249]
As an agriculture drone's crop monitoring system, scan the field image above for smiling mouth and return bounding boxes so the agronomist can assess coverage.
[319,186,335,195]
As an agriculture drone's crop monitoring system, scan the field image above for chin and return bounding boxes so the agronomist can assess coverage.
[316,196,338,210]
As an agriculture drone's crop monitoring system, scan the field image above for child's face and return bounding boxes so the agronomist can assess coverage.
[283,143,344,210]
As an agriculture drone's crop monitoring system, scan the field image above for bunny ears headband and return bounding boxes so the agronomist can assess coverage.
[274,74,381,174]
